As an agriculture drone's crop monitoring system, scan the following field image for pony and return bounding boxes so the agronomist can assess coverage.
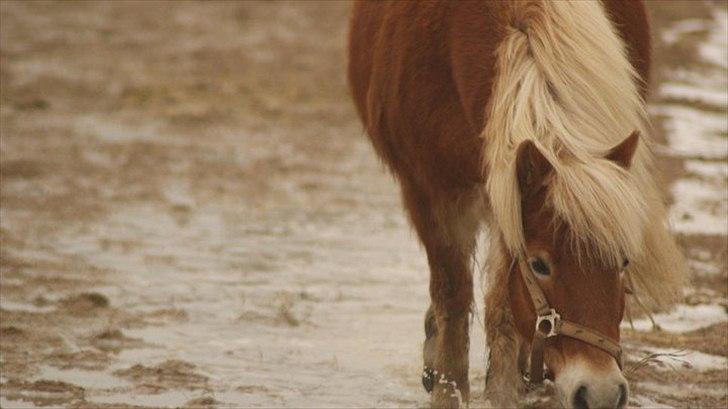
[347,1,686,408]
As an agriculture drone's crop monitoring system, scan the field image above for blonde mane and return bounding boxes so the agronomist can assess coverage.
[483,0,685,307]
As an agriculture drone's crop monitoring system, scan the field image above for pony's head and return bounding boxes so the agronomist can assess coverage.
[508,132,643,409]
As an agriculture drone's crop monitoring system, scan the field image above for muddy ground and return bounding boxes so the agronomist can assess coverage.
[0,1,726,408]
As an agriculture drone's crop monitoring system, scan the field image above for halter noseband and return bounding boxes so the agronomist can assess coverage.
[514,255,623,386]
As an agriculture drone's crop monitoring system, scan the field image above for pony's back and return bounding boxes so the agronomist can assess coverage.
[348,0,651,192]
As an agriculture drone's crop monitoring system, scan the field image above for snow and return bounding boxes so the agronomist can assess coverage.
[684,160,728,179]
[655,4,728,238]
[669,178,728,235]
[688,258,724,277]
[630,394,675,409]
[0,300,56,313]
[700,9,728,69]
[630,346,728,372]
[659,82,728,107]
[0,397,40,409]
[660,8,727,70]
[639,381,727,400]
[623,304,728,333]
[652,105,728,159]
[662,19,709,46]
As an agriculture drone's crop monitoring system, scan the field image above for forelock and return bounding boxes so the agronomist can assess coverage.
[547,159,648,267]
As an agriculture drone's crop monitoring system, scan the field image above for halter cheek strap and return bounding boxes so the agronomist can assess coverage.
[516,256,623,385]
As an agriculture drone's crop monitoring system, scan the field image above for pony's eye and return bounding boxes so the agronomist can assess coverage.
[529,257,550,276]
[622,258,629,269]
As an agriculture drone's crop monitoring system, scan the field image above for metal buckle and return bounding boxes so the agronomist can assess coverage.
[535,308,561,337]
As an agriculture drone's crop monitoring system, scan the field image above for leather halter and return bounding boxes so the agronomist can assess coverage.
[514,255,623,385]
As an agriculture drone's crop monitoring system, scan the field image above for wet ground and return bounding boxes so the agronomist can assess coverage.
[0,1,726,408]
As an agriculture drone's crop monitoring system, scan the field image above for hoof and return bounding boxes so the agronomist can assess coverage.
[422,366,435,393]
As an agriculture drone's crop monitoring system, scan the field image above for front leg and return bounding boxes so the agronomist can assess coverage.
[428,251,473,409]
[401,183,481,408]
[483,304,521,407]
[483,241,523,407]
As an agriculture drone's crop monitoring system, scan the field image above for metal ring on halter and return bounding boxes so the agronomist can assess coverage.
[535,308,561,338]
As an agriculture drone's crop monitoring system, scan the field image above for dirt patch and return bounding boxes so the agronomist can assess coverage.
[113,360,209,391]
[625,322,728,357]
[0,158,47,179]
[183,396,220,408]
[0,379,84,407]
[90,328,147,353]
[60,292,110,312]
[45,350,113,371]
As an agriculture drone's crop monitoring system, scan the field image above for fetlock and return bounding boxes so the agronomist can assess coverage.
[423,305,438,392]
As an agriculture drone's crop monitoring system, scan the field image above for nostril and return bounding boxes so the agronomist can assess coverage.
[617,383,628,408]
[573,385,589,409]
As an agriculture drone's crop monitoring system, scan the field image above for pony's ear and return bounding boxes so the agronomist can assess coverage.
[606,130,640,169]
[516,140,554,198]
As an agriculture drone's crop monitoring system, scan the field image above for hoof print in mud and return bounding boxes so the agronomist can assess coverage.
[422,367,435,393]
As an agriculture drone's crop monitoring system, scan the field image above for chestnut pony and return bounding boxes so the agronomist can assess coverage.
[348,1,685,408]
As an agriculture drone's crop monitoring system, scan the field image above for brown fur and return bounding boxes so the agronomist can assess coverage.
[348,1,676,407]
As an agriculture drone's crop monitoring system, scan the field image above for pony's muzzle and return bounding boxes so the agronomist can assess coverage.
[571,381,627,409]
[557,360,628,409]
